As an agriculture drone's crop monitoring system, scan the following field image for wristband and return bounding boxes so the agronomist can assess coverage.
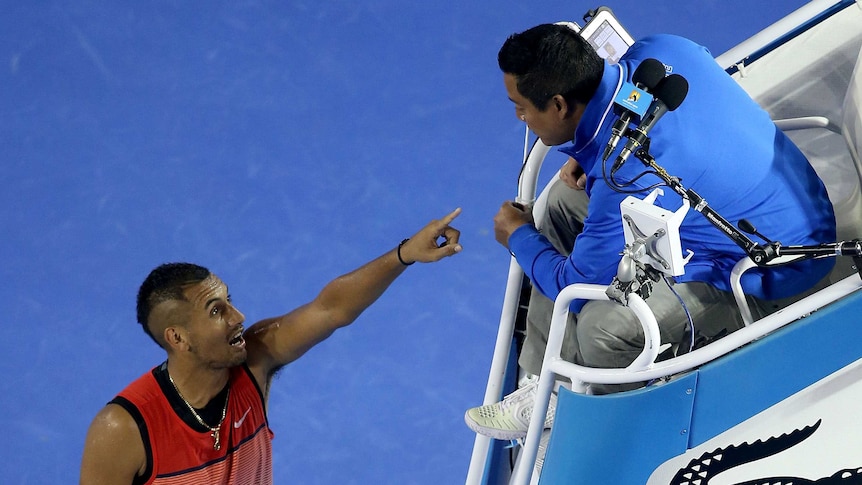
[397,238,415,266]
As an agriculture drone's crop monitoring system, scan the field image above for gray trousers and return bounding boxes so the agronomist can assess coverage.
[518,180,781,393]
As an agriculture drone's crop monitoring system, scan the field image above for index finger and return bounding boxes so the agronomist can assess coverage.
[438,207,462,226]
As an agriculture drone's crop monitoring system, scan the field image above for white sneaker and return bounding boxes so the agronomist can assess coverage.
[464,375,557,441]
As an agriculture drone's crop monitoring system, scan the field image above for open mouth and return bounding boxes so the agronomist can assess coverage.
[229,328,245,347]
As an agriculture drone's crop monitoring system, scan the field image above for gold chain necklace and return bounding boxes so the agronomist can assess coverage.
[167,372,230,451]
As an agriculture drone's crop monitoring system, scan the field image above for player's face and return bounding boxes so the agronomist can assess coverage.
[504,73,582,147]
[181,274,248,369]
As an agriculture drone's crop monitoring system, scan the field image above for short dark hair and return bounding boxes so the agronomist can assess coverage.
[136,262,211,344]
[498,23,603,111]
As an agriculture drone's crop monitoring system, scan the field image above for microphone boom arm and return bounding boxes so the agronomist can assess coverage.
[632,147,862,275]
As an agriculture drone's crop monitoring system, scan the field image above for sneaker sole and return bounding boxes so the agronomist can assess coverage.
[463,410,528,441]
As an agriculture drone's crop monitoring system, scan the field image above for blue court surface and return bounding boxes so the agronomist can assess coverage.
[1,1,807,483]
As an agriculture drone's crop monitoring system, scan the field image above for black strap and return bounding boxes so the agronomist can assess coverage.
[109,396,153,485]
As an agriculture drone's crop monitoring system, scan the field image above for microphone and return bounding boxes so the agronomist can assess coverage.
[612,73,689,172]
[602,58,666,161]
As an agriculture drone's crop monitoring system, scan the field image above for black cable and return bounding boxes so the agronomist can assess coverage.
[601,154,669,195]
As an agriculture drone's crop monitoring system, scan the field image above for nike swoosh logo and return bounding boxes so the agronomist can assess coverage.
[234,407,252,428]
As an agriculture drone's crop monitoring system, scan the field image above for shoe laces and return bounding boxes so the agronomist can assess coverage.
[499,379,538,412]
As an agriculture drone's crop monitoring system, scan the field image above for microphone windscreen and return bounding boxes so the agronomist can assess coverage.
[632,58,666,91]
[654,74,689,111]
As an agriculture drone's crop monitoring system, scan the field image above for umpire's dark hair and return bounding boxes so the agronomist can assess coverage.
[136,262,211,345]
[498,23,603,111]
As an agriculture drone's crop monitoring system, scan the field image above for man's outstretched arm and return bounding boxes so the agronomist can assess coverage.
[245,208,462,394]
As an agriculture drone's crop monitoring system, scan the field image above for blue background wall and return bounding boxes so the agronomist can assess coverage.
[1,1,807,483]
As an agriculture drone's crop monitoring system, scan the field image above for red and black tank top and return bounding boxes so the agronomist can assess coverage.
[112,362,274,484]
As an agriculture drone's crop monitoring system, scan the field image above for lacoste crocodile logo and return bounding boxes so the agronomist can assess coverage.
[670,420,862,484]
